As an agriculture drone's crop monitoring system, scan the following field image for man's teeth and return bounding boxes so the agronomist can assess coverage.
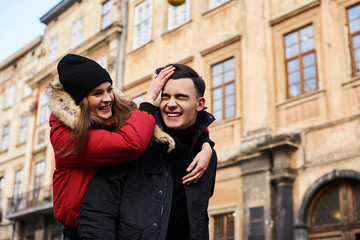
[168,113,180,117]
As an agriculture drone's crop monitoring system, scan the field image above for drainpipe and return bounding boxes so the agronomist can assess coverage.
[118,0,128,91]
[10,221,15,240]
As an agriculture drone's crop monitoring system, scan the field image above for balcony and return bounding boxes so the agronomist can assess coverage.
[6,185,53,220]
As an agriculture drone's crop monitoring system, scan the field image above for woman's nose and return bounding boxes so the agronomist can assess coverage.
[103,92,112,102]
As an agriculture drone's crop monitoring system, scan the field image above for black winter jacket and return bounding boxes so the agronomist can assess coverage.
[77,107,217,240]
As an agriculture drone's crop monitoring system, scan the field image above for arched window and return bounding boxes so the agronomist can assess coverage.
[308,181,360,240]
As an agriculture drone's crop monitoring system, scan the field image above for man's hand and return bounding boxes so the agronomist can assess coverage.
[182,142,212,185]
[143,65,175,104]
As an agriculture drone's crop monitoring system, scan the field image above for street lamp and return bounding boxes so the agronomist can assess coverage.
[167,0,186,6]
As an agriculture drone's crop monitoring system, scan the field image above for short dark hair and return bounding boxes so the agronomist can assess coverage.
[155,63,205,97]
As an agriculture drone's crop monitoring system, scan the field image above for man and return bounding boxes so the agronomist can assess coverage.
[77,64,217,240]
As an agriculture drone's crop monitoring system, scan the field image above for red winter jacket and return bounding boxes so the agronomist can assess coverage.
[50,111,155,228]
[47,80,156,228]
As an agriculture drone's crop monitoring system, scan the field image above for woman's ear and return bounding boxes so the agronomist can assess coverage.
[196,97,205,111]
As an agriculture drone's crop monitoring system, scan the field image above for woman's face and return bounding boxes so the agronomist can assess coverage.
[87,82,114,120]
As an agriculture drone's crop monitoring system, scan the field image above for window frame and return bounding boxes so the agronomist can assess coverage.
[1,125,10,151]
[34,161,45,199]
[346,3,360,77]
[39,93,50,125]
[308,181,360,237]
[48,36,58,64]
[168,0,190,31]
[71,17,83,49]
[213,212,235,240]
[133,0,152,49]
[284,24,318,98]
[209,204,239,240]
[0,177,4,200]
[5,83,16,108]
[101,0,112,30]
[209,0,230,10]
[19,116,29,144]
[211,57,236,121]
[13,169,23,199]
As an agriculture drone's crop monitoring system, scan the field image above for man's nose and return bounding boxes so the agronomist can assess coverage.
[167,99,177,107]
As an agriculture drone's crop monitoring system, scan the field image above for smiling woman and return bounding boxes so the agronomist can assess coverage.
[87,82,114,120]
[46,53,174,239]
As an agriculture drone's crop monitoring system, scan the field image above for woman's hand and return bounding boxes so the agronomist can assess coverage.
[182,142,212,185]
[143,66,175,104]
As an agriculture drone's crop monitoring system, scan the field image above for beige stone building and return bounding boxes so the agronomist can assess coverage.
[0,0,359,239]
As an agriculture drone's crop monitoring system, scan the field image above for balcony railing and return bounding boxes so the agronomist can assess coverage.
[6,185,52,219]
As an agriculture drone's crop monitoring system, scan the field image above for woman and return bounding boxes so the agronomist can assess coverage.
[48,54,175,239]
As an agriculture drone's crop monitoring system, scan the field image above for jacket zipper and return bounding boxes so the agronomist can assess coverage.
[156,157,169,239]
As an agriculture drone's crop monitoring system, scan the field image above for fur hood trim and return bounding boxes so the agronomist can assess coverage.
[46,79,175,152]
[47,78,81,130]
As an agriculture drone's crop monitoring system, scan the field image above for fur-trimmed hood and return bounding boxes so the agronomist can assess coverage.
[46,79,175,152]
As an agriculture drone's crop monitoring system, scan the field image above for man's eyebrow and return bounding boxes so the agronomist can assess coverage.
[175,93,189,98]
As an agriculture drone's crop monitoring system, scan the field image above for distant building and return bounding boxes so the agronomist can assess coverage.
[0,0,359,239]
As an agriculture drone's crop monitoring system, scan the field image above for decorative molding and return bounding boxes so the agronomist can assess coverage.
[200,35,241,57]
[122,74,153,91]
[270,0,321,26]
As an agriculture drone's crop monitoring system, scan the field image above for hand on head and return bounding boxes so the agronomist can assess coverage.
[143,65,175,104]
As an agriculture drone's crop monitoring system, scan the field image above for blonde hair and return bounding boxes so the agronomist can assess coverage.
[62,92,136,157]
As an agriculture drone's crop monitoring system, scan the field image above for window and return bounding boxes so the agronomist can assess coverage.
[48,36,58,64]
[209,0,230,9]
[34,161,45,199]
[347,4,360,76]
[1,125,10,151]
[23,83,32,98]
[98,58,107,69]
[102,0,112,29]
[37,129,46,145]
[308,181,360,239]
[214,212,235,240]
[5,83,16,107]
[284,24,317,98]
[133,0,152,49]
[39,93,50,124]
[71,18,83,49]
[13,169,23,198]
[211,58,235,121]
[19,116,29,144]
[0,177,4,200]
[168,0,190,31]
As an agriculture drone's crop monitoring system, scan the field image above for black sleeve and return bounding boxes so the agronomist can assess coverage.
[198,131,215,148]
[138,102,157,116]
[77,164,130,240]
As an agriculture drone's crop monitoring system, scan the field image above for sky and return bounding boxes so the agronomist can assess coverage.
[0,0,61,63]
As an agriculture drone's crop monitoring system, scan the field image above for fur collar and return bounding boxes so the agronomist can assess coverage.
[46,79,175,152]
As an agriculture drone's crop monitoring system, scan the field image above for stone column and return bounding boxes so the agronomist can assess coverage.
[259,133,300,240]
[273,176,295,240]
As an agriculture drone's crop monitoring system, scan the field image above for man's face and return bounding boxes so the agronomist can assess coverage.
[160,78,205,130]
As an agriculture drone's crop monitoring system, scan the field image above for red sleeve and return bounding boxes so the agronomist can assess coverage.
[50,110,155,169]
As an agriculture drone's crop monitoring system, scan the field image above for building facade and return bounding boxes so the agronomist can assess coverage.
[0,0,359,239]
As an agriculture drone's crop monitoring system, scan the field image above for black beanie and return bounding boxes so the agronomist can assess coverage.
[57,54,113,105]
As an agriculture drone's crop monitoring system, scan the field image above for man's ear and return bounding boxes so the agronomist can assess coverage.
[196,97,205,111]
